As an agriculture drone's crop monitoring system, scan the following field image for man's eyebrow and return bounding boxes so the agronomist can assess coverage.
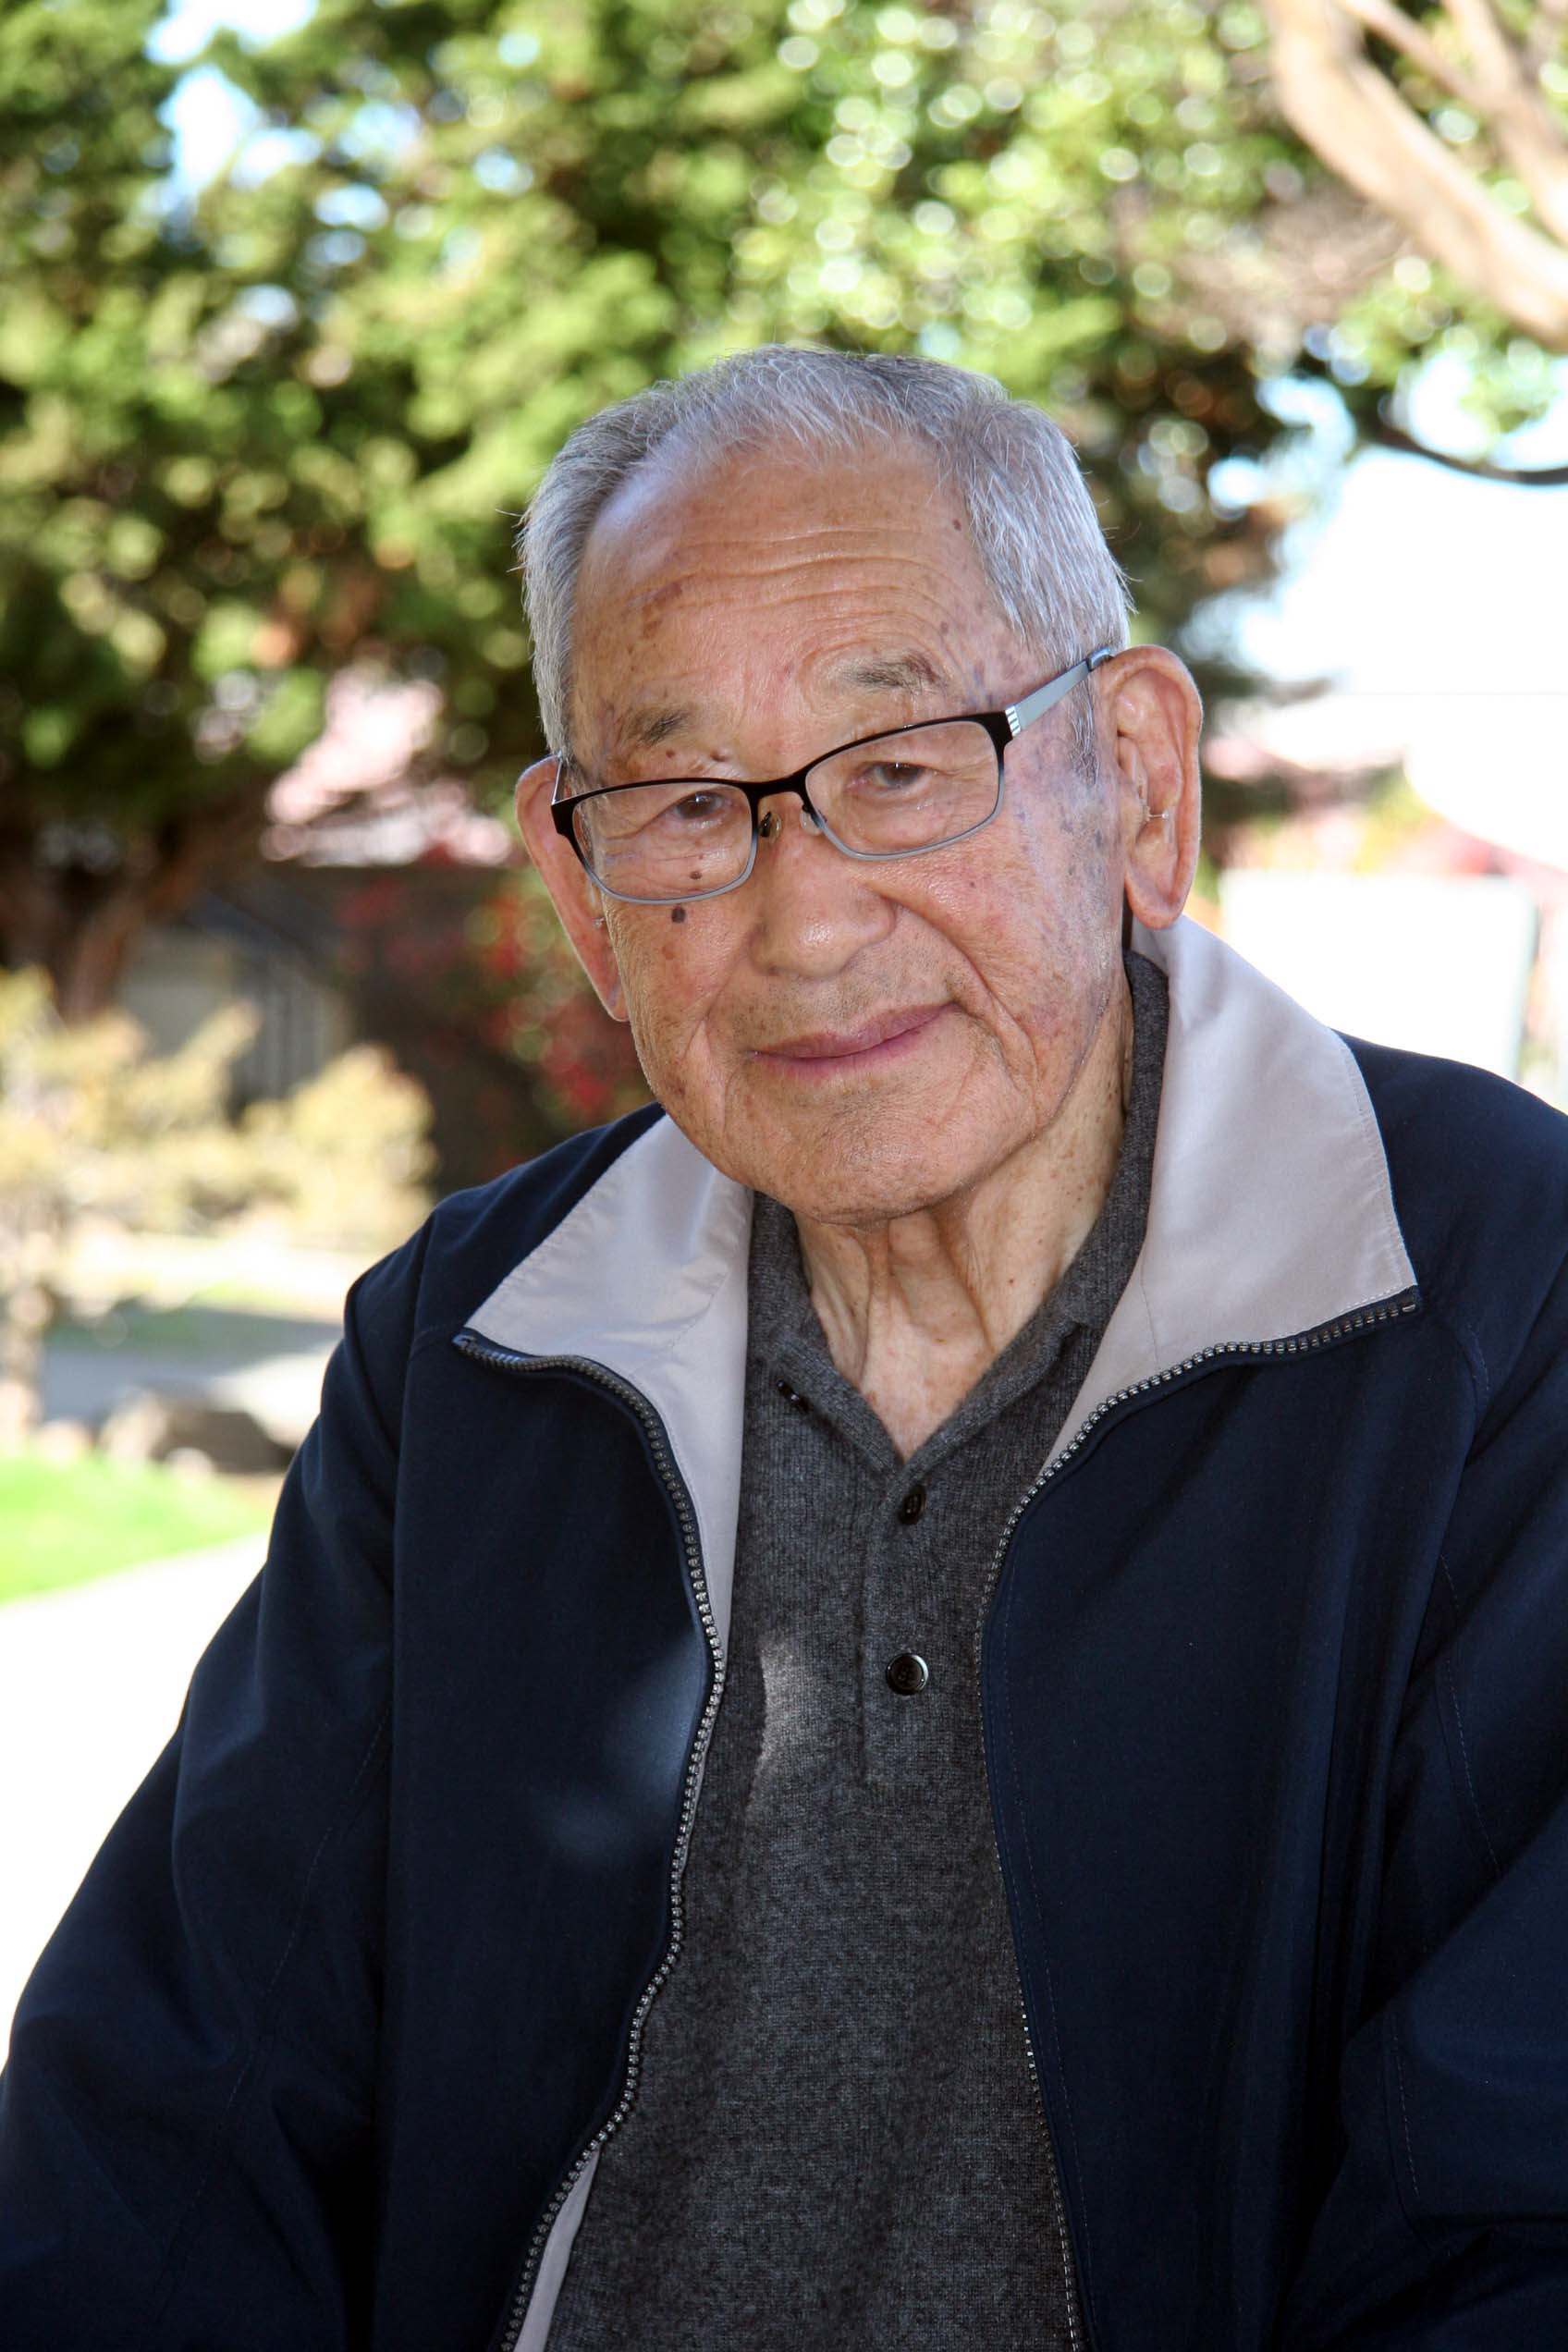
[827,651,951,700]
[616,702,697,753]
[606,653,950,764]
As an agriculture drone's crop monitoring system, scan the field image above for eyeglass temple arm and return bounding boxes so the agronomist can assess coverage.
[1004,645,1113,741]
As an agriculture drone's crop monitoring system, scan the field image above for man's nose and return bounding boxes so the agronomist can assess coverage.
[747,790,893,975]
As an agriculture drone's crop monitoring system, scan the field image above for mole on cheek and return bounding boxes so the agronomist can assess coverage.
[670,905,687,925]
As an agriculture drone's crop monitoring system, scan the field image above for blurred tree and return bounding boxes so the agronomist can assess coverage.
[1265,0,1568,380]
[1,0,1561,1037]
[0,963,435,1449]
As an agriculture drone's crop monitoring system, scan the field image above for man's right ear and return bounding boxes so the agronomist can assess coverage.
[513,755,627,1022]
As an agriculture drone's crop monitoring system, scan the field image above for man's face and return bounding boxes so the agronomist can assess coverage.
[551,442,1142,1227]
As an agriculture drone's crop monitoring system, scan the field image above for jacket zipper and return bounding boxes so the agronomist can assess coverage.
[452,1334,728,2352]
[972,1289,1421,2352]
[460,1288,1419,2352]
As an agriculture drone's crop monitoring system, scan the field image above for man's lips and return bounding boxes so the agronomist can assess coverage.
[750,1002,950,1067]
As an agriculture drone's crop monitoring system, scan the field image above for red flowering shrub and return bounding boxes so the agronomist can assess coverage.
[467,865,649,1138]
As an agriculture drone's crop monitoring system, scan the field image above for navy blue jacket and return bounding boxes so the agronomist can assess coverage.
[4,916,1568,2351]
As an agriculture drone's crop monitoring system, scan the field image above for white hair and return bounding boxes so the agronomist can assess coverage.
[518,344,1133,767]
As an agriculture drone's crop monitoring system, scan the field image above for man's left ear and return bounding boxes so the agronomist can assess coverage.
[513,755,628,1022]
[1102,646,1203,933]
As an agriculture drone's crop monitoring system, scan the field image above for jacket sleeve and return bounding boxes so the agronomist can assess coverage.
[0,1221,427,2351]
[1280,1251,1568,2349]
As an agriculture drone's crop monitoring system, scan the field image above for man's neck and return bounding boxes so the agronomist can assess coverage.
[792,964,1135,1460]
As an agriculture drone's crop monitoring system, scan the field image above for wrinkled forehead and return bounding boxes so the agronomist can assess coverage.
[568,437,1012,763]
[577,432,963,614]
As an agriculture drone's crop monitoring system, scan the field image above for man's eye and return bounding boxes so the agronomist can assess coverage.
[858,761,931,792]
[664,790,729,824]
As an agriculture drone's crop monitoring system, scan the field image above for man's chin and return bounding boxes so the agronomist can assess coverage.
[655,1065,1011,1224]
[733,1127,992,1231]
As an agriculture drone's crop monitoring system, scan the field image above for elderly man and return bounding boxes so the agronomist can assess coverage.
[4,349,1568,2352]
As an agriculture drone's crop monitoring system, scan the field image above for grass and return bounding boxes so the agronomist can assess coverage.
[0,1453,281,1607]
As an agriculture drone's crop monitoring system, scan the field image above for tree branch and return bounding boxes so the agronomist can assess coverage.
[1524,0,1567,79]
[1263,0,1568,349]
[1341,0,1487,111]
[1437,0,1568,242]
[1364,403,1568,479]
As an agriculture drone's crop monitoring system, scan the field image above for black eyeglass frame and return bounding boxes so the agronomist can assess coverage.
[547,643,1115,906]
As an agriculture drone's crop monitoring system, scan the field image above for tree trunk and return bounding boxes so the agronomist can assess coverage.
[0,782,269,1023]
[50,887,158,1025]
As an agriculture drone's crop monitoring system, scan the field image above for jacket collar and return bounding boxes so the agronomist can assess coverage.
[460,915,1417,1651]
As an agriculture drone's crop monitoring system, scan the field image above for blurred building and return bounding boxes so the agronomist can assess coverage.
[1205,689,1568,1108]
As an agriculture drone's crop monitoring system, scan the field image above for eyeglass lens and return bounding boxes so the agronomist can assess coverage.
[571,719,1000,901]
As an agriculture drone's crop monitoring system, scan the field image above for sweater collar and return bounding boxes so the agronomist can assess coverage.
[459,915,1417,1649]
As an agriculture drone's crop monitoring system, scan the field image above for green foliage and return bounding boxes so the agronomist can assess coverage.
[237,1040,439,1243]
[0,964,436,1249]
[2,0,1557,1115]
[0,961,436,1442]
[0,965,241,1218]
[0,0,1440,864]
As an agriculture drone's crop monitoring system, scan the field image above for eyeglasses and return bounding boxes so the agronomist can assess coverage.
[548,645,1114,906]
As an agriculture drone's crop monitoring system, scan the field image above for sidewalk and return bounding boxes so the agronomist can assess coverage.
[0,1533,267,2043]
[40,1304,339,1454]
